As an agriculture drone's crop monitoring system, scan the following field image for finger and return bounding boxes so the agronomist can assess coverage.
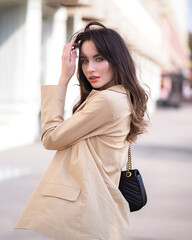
[62,37,77,62]
[63,38,76,55]
[71,49,77,63]
[69,36,77,47]
[62,44,72,62]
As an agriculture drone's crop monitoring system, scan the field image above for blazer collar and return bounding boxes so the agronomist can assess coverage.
[75,85,127,113]
[88,85,127,98]
[107,85,127,94]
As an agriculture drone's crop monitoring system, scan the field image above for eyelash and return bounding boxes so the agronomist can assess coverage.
[96,57,103,62]
[81,59,88,63]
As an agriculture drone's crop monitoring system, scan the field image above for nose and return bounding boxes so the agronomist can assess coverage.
[87,61,95,72]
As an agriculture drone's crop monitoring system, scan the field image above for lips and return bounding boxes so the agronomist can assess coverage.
[88,76,100,82]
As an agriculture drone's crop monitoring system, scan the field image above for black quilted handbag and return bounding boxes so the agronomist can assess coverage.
[119,145,147,212]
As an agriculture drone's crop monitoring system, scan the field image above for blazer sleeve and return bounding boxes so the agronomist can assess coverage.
[41,85,113,150]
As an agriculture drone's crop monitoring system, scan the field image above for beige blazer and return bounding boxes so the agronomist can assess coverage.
[15,84,131,240]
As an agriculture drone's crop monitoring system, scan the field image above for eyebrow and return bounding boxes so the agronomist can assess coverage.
[80,53,101,58]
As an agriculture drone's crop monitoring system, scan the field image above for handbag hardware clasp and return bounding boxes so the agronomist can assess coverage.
[126,171,132,178]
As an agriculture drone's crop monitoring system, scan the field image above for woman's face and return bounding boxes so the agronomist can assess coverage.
[80,40,114,89]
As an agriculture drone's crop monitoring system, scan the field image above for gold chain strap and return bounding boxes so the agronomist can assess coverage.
[126,144,132,178]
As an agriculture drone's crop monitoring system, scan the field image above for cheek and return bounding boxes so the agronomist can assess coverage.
[105,64,113,78]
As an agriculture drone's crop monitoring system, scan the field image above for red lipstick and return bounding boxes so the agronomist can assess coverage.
[89,76,100,82]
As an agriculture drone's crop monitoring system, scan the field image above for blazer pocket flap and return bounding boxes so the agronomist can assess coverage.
[42,183,81,202]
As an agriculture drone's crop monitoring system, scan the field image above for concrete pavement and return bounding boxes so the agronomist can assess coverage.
[0,103,192,240]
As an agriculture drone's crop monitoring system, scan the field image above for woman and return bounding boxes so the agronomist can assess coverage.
[15,22,148,240]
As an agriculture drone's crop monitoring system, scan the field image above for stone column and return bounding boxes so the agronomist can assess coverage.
[24,0,42,141]
[44,7,67,85]
[24,0,42,101]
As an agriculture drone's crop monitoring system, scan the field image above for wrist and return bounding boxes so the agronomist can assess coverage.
[58,74,70,86]
[58,81,68,87]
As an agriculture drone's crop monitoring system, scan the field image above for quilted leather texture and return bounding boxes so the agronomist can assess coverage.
[119,169,147,212]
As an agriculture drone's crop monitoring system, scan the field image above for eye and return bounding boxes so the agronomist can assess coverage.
[96,57,103,62]
[80,58,88,63]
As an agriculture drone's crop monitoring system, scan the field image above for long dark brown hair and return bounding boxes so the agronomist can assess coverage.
[72,22,149,143]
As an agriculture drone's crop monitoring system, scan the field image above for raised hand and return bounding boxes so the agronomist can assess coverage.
[58,37,77,86]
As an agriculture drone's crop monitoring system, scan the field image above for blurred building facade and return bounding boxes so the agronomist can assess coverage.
[0,0,190,151]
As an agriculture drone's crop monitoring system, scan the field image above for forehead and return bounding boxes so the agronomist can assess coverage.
[80,40,98,56]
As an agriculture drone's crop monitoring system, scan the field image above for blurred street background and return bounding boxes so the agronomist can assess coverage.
[0,0,192,239]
